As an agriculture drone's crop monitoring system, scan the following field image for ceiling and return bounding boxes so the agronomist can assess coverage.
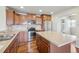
[7,6,76,15]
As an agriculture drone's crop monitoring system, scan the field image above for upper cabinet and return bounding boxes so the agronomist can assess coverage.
[26,14,36,20]
[36,16,42,24]
[41,14,51,21]
[19,15,27,24]
[6,9,14,25]
[14,13,20,25]
[6,8,51,26]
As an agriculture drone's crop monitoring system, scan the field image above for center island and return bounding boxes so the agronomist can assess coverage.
[36,31,77,53]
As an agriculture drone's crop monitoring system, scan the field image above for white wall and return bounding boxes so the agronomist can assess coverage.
[52,17,61,33]
[52,7,79,48]
[53,7,79,18]
[0,6,6,31]
[52,7,79,34]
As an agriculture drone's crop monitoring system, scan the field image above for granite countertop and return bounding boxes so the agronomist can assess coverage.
[0,31,19,53]
[37,31,77,47]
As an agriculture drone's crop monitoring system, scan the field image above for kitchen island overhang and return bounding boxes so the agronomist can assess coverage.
[36,31,77,47]
[36,31,77,53]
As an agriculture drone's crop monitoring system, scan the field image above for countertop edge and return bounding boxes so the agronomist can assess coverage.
[36,32,76,47]
[0,32,19,53]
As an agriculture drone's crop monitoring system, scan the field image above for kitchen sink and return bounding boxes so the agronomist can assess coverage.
[0,34,14,41]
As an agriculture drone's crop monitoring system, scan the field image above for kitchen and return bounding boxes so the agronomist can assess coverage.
[0,6,79,53]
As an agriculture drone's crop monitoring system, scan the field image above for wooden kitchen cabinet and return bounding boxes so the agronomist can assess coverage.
[14,13,20,24]
[26,14,36,20]
[6,8,25,25]
[6,8,43,25]
[10,39,17,53]
[19,15,27,23]
[6,9,14,25]
[4,31,28,53]
[4,34,18,53]
[41,14,51,21]
[50,43,70,53]
[36,34,71,53]
[36,34,50,53]
[17,31,28,46]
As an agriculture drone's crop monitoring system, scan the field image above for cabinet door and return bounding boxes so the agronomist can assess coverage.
[18,32,28,46]
[19,15,27,23]
[4,47,10,53]
[15,13,20,24]
[4,33,19,53]
[10,41,17,53]
[6,9,14,25]
[4,40,17,53]
[26,14,36,20]
[42,14,51,21]
[4,32,27,53]
[39,38,50,53]
[36,34,50,53]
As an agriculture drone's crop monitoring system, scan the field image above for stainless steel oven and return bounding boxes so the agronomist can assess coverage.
[28,27,36,41]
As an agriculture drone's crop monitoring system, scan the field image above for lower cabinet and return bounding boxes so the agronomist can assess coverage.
[4,33,18,53]
[4,31,28,53]
[36,34,50,53]
[10,40,17,53]
[50,43,70,53]
[17,32,28,46]
[36,34,71,53]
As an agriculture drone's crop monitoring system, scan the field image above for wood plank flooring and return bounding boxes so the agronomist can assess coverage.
[16,37,38,53]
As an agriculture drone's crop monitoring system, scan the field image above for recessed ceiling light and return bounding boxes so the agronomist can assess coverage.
[39,9,42,12]
[20,6,24,8]
[50,12,54,14]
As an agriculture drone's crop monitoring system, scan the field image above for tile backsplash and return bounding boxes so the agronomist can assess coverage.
[7,25,27,31]
[7,24,42,32]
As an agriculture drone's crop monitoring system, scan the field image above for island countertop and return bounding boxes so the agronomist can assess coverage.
[0,31,19,53]
[36,31,77,47]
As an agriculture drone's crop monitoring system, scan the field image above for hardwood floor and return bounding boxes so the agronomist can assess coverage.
[17,44,28,53]
[16,37,38,53]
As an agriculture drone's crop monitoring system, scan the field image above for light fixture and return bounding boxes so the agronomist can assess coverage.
[39,9,42,12]
[20,6,24,9]
[50,12,54,14]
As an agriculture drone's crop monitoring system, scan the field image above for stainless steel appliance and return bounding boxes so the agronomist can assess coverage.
[28,27,36,41]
